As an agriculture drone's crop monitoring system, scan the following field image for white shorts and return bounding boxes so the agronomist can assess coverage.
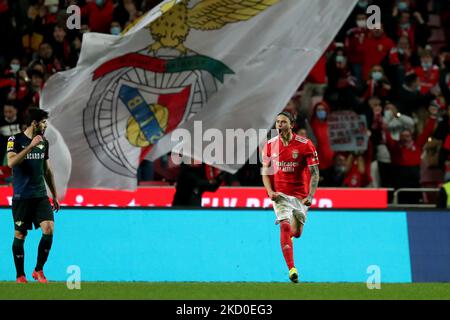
[272,193,308,225]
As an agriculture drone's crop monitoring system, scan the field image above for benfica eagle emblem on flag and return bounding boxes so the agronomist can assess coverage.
[83,0,279,178]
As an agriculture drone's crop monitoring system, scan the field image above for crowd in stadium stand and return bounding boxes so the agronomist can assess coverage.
[0,0,449,199]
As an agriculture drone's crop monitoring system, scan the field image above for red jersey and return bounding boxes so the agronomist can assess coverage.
[263,134,319,199]
[415,65,440,95]
[345,27,367,65]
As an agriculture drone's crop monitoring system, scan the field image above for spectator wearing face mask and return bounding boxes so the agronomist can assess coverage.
[363,65,392,101]
[415,49,440,96]
[110,21,122,36]
[81,0,114,34]
[310,101,334,185]
[5,58,22,77]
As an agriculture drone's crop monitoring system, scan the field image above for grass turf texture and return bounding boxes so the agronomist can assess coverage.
[0,282,450,300]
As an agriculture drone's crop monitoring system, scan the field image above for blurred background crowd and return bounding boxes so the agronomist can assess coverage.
[0,0,449,205]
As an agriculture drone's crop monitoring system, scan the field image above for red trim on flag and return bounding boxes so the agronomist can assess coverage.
[93,53,167,80]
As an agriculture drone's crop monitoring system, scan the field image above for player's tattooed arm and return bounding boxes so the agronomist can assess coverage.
[303,164,319,206]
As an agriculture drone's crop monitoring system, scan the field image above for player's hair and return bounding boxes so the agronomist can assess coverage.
[25,108,48,127]
[277,111,294,123]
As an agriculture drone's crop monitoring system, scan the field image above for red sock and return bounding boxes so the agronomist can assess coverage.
[280,221,294,270]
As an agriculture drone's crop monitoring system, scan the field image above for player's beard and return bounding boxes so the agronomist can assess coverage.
[279,128,291,138]
[34,127,45,136]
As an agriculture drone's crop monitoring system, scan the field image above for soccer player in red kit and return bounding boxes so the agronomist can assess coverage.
[262,111,320,283]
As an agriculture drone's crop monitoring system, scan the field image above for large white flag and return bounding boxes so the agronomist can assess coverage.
[41,0,357,190]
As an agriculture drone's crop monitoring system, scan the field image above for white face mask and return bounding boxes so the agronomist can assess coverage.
[10,63,20,73]
[48,5,58,14]
[372,71,383,81]
[397,1,409,11]
[384,110,393,120]
[358,0,369,8]
[422,62,432,70]
[110,26,121,35]
[356,20,366,28]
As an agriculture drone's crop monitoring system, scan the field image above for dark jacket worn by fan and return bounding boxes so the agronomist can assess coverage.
[172,163,224,207]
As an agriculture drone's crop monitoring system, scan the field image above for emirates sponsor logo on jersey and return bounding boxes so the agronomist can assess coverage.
[275,161,300,172]
[275,161,299,167]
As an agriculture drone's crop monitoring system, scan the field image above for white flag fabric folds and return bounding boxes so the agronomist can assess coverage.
[41,0,357,190]
[45,123,72,200]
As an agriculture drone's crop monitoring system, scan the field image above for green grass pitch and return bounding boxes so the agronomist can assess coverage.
[0,282,450,300]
